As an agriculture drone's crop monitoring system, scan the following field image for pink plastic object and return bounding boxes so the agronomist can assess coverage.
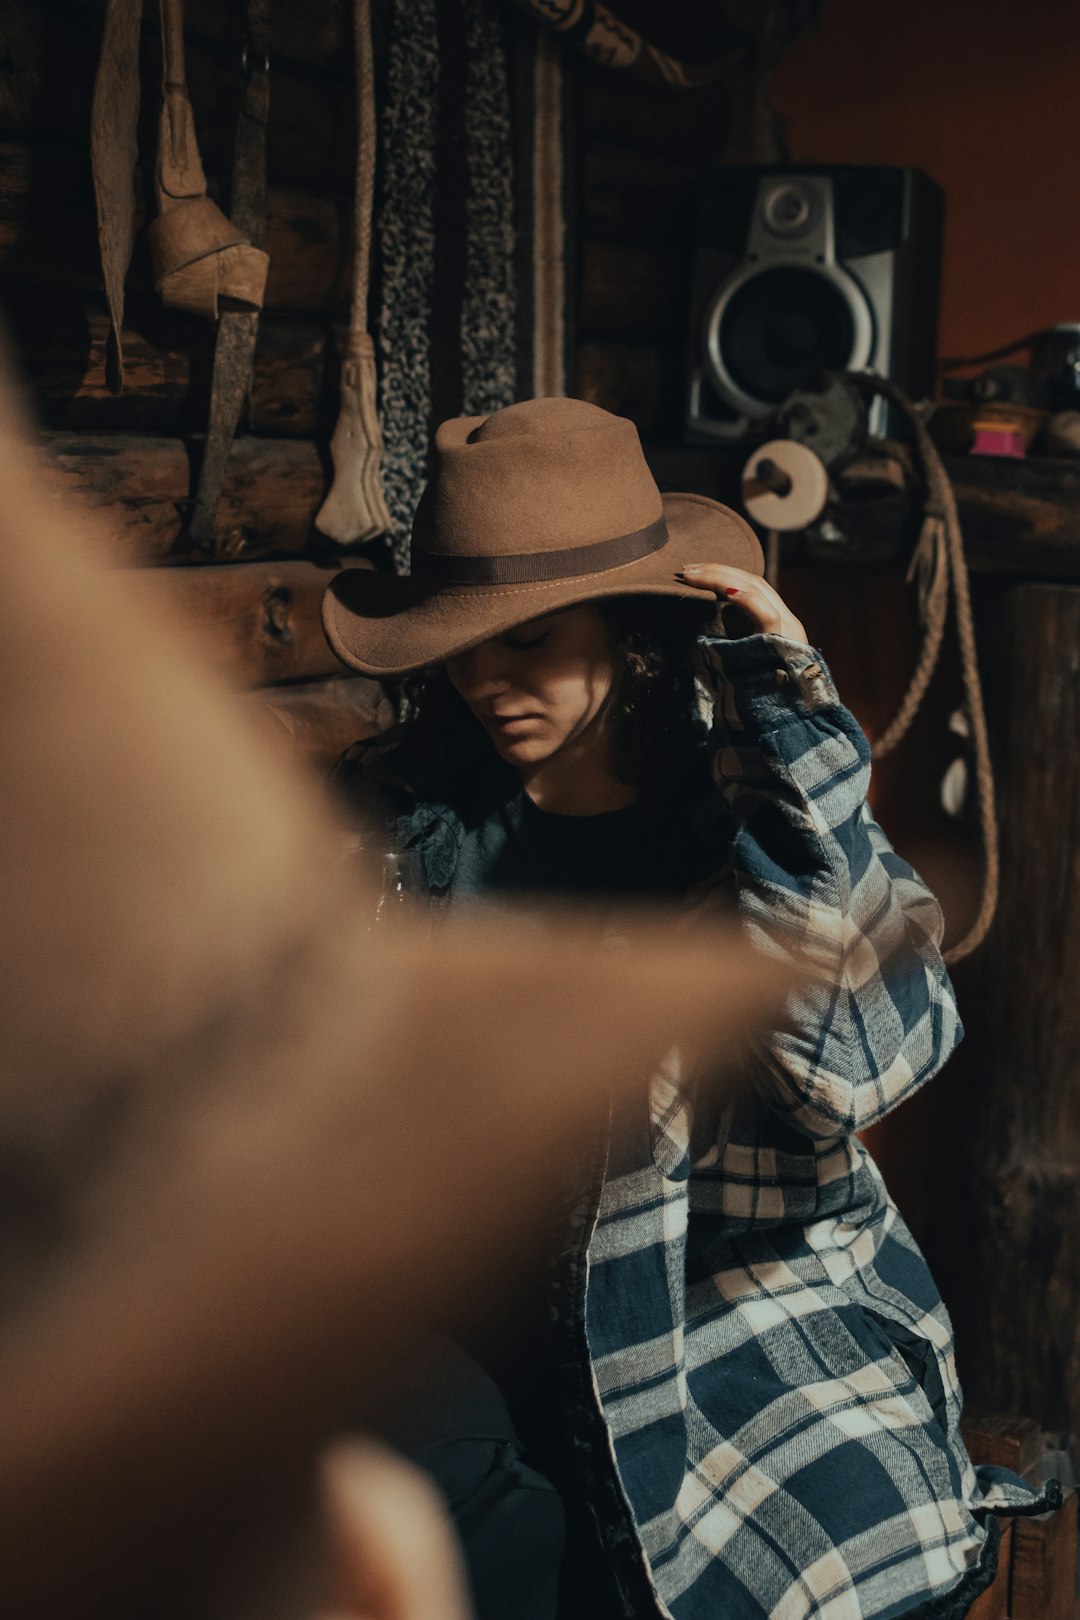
[971,426,1028,458]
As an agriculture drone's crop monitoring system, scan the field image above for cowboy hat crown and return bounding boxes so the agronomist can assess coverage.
[323,397,762,678]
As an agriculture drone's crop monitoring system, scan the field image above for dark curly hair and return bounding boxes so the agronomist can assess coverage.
[396,596,715,809]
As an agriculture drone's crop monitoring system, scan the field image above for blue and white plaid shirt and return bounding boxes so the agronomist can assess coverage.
[581,633,1043,1620]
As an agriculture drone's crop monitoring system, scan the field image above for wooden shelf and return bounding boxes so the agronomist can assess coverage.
[645,445,1080,581]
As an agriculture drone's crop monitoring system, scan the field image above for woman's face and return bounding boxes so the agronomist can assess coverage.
[444,604,617,769]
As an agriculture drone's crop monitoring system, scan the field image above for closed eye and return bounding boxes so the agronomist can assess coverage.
[502,629,549,651]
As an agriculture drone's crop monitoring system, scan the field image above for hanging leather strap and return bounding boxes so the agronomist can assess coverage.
[90,0,145,393]
[187,1,272,553]
[315,0,392,544]
[149,0,268,320]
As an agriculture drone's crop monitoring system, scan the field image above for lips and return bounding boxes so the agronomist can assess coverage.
[485,713,538,733]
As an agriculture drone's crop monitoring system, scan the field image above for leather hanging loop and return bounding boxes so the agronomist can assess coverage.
[148,0,269,320]
[90,0,145,393]
[315,0,392,544]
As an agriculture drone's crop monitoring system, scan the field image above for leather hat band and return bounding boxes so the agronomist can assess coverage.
[412,515,669,586]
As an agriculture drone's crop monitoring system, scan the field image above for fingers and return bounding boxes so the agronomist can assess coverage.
[676,564,807,642]
[316,1440,474,1620]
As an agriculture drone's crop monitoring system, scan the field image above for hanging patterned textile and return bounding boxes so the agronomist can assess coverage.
[377,0,570,570]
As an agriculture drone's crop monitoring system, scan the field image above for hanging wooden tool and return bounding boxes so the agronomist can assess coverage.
[187,2,272,554]
[90,0,144,394]
[148,0,268,321]
[315,0,392,545]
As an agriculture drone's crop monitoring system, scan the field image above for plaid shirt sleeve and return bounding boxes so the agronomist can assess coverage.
[697,631,962,1140]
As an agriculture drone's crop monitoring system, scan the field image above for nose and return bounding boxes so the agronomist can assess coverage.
[447,641,512,704]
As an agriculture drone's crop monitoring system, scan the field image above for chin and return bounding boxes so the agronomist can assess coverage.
[492,734,553,766]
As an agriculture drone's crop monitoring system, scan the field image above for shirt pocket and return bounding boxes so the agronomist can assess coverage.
[859,1304,954,1441]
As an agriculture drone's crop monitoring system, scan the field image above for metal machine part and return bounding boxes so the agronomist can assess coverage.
[740,438,829,532]
[775,372,869,468]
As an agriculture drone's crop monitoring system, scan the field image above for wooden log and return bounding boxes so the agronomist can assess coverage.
[961,1409,1044,1480]
[211,437,329,560]
[39,432,334,563]
[966,1519,1013,1620]
[580,241,683,341]
[251,674,393,768]
[583,139,703,248]
[941,586,1080,1438]
[1011,1491,1077,1620]
[264,189,350,315]
[10,292,330,437]
[250,318,332,437]
[0,142,350,314]
[143,559,361,687]
[42,432,189,558]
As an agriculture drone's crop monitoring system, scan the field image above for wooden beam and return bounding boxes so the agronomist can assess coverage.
[645,446,1080,579]
[39,432,335,563]
[141,560,363,687]
[951,585,1080,1436]
[965,1520,1013,1620]
[1011,1491,1077,1620]
[252,675,393,768]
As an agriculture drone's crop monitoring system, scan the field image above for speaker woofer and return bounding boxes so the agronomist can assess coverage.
[704,261,874,420]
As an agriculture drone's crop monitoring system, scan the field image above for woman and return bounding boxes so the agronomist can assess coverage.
[323,399,1044,1620]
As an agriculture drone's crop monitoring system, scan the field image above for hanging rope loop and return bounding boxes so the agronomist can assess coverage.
[849,374,999,963]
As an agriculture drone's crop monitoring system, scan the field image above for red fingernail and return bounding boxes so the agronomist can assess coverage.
[724,587,740,597]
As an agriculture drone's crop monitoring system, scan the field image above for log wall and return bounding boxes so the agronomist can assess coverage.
[0,0,390,766]
[1,0,740,766]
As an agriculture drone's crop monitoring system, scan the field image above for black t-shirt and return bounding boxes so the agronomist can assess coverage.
[449,777,710,907]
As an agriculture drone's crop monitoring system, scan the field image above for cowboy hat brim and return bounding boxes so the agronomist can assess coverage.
[323,493,763,679]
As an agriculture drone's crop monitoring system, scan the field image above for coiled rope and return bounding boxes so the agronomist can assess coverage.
[853,375,998,963]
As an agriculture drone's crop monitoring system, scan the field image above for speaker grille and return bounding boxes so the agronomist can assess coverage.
[715,267,859,405]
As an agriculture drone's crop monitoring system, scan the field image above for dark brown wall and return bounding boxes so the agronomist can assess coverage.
[774,0,1080,360]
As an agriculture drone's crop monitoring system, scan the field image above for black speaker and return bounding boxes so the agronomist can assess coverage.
[684,166,943,442]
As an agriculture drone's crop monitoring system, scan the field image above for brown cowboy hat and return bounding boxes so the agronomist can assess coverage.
[323,397,762,677]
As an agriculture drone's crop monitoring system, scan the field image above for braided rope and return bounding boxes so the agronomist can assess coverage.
[855,376,998,962]
[353,0,376,312]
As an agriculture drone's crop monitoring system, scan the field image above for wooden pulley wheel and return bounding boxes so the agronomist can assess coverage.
[740,439,829,532]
